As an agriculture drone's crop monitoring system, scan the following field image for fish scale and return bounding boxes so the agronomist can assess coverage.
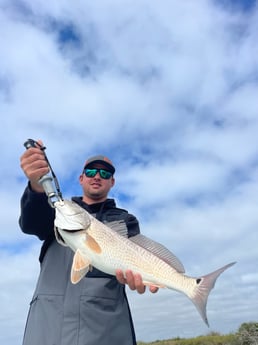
[88,221,177,283]
[54,199,236,327]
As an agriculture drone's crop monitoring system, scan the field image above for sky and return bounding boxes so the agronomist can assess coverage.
[0,0,258,343]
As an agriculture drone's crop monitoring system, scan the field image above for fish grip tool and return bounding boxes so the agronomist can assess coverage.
[24,139,64,207]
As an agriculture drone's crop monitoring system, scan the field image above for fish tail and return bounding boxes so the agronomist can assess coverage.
[188,262,236,326]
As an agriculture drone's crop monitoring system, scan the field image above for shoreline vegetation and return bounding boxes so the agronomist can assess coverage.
[137,322,258,345]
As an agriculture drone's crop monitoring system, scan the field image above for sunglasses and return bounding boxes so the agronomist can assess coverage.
[84,168,113,180]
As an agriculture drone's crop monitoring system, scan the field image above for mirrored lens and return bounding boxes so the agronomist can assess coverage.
[84,168,112,179]
[85,169,97,177]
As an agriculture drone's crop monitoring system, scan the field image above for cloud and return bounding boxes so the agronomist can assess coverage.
[0,0,257,343]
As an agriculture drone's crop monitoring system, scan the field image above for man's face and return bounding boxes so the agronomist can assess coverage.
[79,163,115,203]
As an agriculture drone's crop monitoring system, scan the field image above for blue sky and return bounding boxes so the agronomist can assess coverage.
[0,0,258,343]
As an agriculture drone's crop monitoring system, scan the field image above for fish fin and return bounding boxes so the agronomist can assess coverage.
[71,249,91,284]
[85,234,102,254]
[130,234,185,273]
[105,220,128,237]
[142,280,166,289]
[187,262,236,326]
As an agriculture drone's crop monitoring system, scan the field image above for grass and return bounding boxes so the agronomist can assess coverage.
[137,322,258,345]
[137,333,237,345]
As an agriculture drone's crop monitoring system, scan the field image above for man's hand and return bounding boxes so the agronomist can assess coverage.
[20,139,49,192]
[116,269,159,294]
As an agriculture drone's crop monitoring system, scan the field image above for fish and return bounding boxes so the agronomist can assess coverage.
[54,199,235,326]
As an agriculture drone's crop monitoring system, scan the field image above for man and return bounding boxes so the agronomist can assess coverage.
[19,141,157,345]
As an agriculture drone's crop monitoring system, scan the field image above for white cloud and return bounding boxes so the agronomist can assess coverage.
[0,0,257,343]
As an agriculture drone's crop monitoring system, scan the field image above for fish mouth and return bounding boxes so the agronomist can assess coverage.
[62,228,84,233]
[55,227,66,244]
[55,227,85,245]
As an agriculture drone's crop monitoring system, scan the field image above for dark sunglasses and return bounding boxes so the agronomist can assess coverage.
[84,168,113,180]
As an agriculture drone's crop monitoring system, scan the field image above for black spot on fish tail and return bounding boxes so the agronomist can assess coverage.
[189,262,236,326]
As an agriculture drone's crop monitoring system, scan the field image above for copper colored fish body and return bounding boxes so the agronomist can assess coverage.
[54,199,235,326]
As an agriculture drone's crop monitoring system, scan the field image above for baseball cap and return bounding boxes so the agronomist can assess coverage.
[84,155,115,174]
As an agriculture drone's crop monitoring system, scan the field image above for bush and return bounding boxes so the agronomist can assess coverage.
[236,322,258,345]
